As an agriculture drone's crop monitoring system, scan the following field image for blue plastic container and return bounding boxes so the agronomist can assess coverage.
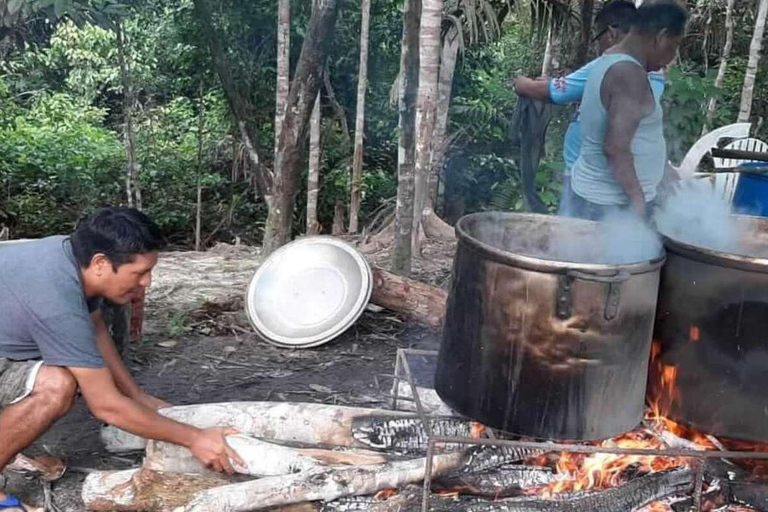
[732,162,768,217]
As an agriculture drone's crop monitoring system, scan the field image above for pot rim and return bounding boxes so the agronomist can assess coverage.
[456,212,666,275]
[662,214,768,273]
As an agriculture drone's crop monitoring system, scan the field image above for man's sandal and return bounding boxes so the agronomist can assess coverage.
[0,495,27,511]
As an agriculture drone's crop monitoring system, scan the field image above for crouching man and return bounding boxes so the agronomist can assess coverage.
[0,207,242,511]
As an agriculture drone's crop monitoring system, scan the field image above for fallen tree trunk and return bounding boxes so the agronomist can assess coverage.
[180,451,467,512]
[82,468,230,511]
[84,452,467,512]
[104,402,415,453]
[370,267,446,329]
[145,434,386,476]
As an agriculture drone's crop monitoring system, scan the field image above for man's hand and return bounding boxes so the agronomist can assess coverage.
[657,162,681,202]
[190,427,245,474]
[136,392,170,411]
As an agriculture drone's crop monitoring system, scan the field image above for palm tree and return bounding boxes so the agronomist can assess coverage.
[738,0,768,123]
[349,0,372,234]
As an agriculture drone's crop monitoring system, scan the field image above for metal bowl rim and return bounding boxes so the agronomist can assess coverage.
[456,212,666,275]
[244,236,373,348]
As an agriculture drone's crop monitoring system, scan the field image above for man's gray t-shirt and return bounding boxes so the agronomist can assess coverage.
[0,236,105,367]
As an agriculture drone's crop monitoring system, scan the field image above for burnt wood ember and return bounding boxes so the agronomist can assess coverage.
[433,465,557,498]
[457,445,546,473]
[728,481,768,510]
[427,468,693,511]
[351,415,483,453]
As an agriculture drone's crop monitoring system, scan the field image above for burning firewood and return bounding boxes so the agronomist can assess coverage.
[453,468,693,511]
[433,465,558,498]
[457,446,546,474]
[145,434,387,476]
[102,402,416,453]
[83,451,467,511]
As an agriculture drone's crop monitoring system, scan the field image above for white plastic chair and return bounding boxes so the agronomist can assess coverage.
[711,138,768,203]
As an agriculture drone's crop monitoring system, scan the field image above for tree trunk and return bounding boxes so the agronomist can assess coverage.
[264,0,340,254]
[393,0,420,275]
[306,91,321,235]
[738,0,768,123]
[348,0,372,234]
[541,16,555,76]
[575,0,595,67]
[195,79,205,251]
[703,0,735,134]
[332,200,345,235]
[192,0,271,222]
[323,65,352,148]
[115,22,141,210]
[429,27,459,211]
[411,0,442,252]
[275,0,291,153]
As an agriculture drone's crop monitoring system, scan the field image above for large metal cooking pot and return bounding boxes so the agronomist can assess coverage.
[648,215,768,442]
[435,213,665,441]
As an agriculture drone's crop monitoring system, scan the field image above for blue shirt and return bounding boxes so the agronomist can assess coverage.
[548,62,666,176]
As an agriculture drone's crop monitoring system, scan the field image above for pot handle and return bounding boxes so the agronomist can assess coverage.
[566,270,631,284]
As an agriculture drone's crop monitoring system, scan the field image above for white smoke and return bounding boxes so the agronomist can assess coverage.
[654,180,744,254]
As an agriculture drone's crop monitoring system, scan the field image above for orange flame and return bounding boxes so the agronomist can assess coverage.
[470,422,486,439]
[535,431,690,497]
[374,489,397,500]
[689,325,700,343]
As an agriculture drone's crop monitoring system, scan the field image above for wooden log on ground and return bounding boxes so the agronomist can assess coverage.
[104,402,415,453]
[370,267,446,329]
[82,468,231,511]
[432,466,557,498]
[145,434,387,476]
[178,450,468,512]
[83,452,467,512]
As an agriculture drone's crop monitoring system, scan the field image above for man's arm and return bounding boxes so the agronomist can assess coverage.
[602,63,655,217]
[92,310,167,410]
[513,77,552,102]
[69,366,244,473]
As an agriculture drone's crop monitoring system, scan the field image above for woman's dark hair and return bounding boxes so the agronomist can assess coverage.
[595,1,637,33]
[634,0,689,36]
[71,207,165,269]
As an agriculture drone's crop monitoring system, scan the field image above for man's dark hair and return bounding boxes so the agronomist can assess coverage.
[634,0,688,36]
[71,207,165,269]
[595,1,637,33]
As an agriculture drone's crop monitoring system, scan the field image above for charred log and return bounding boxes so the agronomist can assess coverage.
[729,480,768,510]
[351,416,480,453]
[457,446,545,474]
[433,465,556,498]
[442,468,693,512]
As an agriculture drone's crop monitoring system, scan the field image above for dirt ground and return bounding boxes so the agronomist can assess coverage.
[3,237,455,511]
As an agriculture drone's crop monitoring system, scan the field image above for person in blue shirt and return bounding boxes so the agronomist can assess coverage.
[514,1,667,215]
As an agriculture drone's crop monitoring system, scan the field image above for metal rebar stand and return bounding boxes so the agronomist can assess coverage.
[383,348,768,512]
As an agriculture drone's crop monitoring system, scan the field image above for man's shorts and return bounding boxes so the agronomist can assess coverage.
[0,358,42,408]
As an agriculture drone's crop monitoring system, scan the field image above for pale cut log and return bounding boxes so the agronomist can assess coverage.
[370,267,446,329]
[177,450,467,512]
[82,468,229,511]
[145,434,387,476]
[7,454,66,481]
[104,402,415,453]
[102,425,148,452]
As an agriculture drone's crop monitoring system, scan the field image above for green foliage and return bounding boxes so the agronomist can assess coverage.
[0,92,123,236]
[662,65,728,163]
